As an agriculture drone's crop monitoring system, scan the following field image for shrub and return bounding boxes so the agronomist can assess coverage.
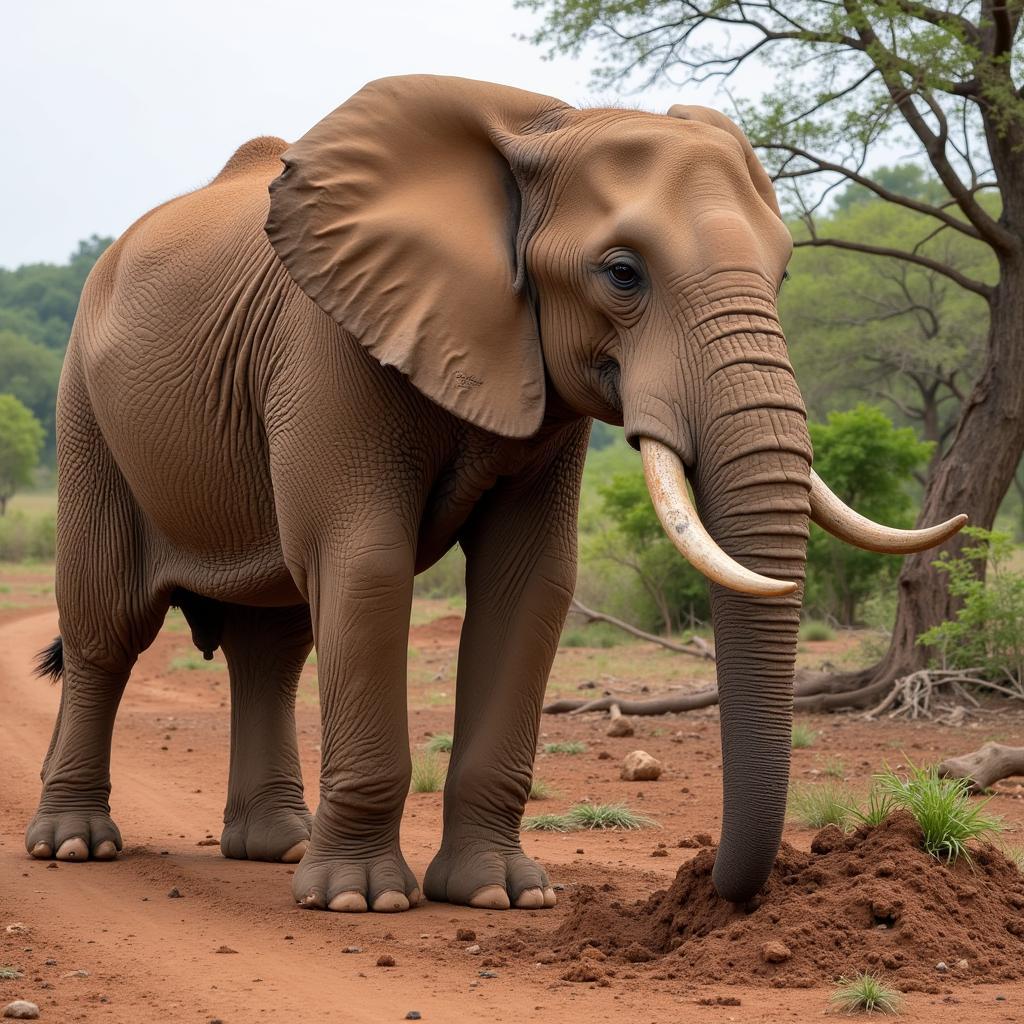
[0,509,55,560]
[559,622,624,648]
[918,527,1024,688]
[409,753,446,794]
[830,973,902,1014]
[874,763,1003,862]
[800,620,835,642]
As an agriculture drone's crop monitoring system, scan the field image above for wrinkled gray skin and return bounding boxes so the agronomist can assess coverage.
[26,75,807,910]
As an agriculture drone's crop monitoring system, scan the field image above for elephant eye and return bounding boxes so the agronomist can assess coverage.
[607,262,640,290]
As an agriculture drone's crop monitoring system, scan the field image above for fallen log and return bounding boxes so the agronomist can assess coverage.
[939,742,1024,793]
[568,597,714,661]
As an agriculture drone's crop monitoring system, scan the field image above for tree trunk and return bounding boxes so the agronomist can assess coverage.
[818,255,1024,705]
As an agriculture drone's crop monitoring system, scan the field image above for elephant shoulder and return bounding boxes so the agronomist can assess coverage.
[212,136,289,184]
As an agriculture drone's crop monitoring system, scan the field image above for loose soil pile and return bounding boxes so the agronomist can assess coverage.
[505,813,1024,991]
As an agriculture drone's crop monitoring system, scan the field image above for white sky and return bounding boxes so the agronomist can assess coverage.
[2,0,767,268]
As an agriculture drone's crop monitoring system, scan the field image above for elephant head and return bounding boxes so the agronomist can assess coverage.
[265,76,966,902]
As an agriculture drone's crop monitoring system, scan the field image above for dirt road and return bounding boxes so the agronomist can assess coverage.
[2,607,1022,1022]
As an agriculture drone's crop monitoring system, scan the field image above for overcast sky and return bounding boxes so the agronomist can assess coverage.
[3,0,767,268]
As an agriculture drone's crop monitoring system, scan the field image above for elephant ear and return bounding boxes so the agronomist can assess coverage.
[266,75,574,439]
[667,105,782,219]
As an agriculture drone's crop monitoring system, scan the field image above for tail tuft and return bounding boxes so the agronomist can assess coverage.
[35,636,64,683]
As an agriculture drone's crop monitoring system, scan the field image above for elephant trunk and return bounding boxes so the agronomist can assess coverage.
[698,424,810,903]
[636,313,813,903]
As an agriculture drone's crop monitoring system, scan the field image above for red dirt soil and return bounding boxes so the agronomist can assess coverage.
[507,812,1024,991]
[3,604,1024,1022]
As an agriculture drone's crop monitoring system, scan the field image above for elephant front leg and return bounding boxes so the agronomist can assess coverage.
[292,541,420,913]
[424,433,584,910]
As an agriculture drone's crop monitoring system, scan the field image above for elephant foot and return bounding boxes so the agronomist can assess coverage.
[221,793,312,862]
[424,838,556,910]
[293,843,420,913]
[26,804,123,862]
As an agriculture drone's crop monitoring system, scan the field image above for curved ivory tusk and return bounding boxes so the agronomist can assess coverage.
[639,438,798,597]
[809,470,968,554]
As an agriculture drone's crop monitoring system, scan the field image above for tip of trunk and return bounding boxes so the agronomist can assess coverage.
[711,838,779,904]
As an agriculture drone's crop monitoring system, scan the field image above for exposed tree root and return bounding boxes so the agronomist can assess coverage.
[939,742,1024,793]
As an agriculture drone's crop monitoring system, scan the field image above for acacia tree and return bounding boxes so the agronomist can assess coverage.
[523,0,1024,706]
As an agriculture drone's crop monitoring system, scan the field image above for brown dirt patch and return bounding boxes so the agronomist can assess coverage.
[501,812,1024,992]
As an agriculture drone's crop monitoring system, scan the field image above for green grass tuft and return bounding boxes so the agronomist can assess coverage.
[0,966,23,980]
[874,762,1003,863]
[1002,845,1024,872]
[566,802,657,830]
[847,783,902,828]
[823,757,847,779]
[409,752,446,794]
[800,620,836,642]
[543,741,587,755]
[529,777,554,800]
[787,781,855,829]
[830,973,902,1014]
[791,722,819,749]
[521,813,573,832]
[425,733,453,754]
[522,802,657,832]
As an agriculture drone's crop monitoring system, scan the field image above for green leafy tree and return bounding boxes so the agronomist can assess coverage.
[807,404,933,625]
[781,179,992,475]
[0,330,63,454]
[587,460,710,634]
[919,527,1024,687]
[0,394,45,515]
[522,1,1024,698]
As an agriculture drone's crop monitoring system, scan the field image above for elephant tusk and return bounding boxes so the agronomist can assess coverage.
[809,470,968,554]
[639,438,798,597]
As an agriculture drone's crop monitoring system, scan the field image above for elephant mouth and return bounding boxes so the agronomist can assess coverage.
[639,437,968,595]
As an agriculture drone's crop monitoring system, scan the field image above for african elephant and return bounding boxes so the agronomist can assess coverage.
[26,75,964,910]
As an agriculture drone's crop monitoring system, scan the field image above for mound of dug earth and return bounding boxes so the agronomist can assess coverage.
[517,813,1024,990]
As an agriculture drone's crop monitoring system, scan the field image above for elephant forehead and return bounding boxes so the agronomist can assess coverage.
[558,116,754,211]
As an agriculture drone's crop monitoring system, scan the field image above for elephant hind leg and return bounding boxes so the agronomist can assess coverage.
[27,359,167,862]
[219,603,314,862]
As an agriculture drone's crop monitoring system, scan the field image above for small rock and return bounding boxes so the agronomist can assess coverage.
[62,969,90,978]
[196,838,219,847]
[606,716,635,738]
[215,946,238,954]
[478,970,497,979]
[342,947,363,954]
[43,959,56,967]
[761,941,792,964]
[575,848,584,855]
[651,848,668,858]
[620,750,662,782]
[561,964,601,983]
[4,924,30,936]
[167,888,183,899]
[455,928,476,942]
[405,1013,422,1020]
[936,961,949,973]
[955,959,969,970]
[465,945,481,955]
[597,751,612,761]
[376,955,396,967]
[3,1001,40,1020]
[45,864,57,871]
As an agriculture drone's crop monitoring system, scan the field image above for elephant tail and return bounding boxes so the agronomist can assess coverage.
[35,636,64,683]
